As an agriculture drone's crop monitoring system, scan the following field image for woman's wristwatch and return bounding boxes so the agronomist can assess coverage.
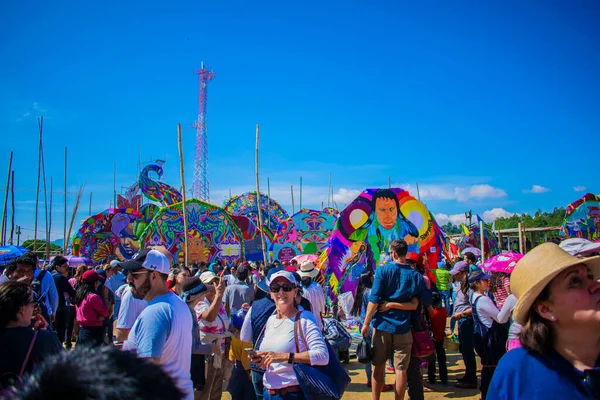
[288,353,295,364]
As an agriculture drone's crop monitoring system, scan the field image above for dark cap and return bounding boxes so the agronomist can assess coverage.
[468,271,492,283]
[118,249,151,272]
[180,277,208,302]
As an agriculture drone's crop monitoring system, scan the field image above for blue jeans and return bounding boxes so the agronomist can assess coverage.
[439,290,452,314]
[262,389,306,400]
[252,370,265,400]
[458,317,477,383]
[364,362,372,383]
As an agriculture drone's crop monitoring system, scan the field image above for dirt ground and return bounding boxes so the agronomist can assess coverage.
[223,349,481,399]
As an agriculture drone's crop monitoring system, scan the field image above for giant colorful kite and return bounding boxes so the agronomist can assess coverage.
[323,188,445,294]
[139,199,245,267]
[72,208,153,265]
[562,193,600,240]
[224,191,289,261]
[140,164,183,206]
[457,218,500,257]
[273,208,337,254]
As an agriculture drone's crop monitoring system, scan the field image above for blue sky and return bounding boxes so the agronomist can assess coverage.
[1,0,599,241]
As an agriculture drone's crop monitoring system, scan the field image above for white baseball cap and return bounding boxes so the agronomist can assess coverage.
[119,248,171,275]
[266,270,299,287]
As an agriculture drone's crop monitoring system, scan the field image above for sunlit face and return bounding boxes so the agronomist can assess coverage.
[18,294,35,326]
[120,237,139,256]
[375,197,398,230]
[269,277,297,307]
[127,270,152,300]
[476,279,490,292]
[188,237,208,263]
[540,264,600,327]
[176,270,190,286]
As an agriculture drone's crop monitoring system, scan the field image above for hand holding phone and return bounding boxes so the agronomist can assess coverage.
[245,348,257,357]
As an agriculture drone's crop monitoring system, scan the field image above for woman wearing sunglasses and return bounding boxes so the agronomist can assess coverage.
[0,281,63,389]
[251,270,328,400]
[488,243,600,399]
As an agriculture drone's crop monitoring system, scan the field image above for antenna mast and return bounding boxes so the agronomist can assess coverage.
[192,62,214,201]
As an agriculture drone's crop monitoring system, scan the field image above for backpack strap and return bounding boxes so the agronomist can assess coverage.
[19,331,38,377]
[293,310,304,353]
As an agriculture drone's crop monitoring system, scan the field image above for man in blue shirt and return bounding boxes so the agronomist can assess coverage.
[361,239,430,400]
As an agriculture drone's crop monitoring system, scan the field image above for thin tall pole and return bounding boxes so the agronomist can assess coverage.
[479,220,485,262]
[299,176,303,210]
[388,176,391,189]
[290,185,295,214]
[267,177,271,232]
[63,147,67,253]
[518,222,524,254]
[9,171,15,244]
[327,173,331,208]
[89,192,93,215]
[1,151,12,245]
[177,124,189,267]
[47,177,53,260]
[41,137,49,257]
[255,124,267,264]
[66,185,84,247]
[34,117,44,252]
[416,181,421,201]
[113,162,117,208]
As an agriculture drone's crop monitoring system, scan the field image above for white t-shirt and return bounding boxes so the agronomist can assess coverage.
[470,293,501,329]
[123,292,193,400]
[301,282,325,330]
[116,285,148,329]
[258,310,329,389]
[195,297,230,352]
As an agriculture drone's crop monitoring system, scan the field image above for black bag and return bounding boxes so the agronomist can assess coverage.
[190,354,205,388]
[356,337,372,364]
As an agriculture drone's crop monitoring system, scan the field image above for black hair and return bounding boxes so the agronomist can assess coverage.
[52,256,68,268]
[350,271,374,317]
[464,252,477,264]
[74,281,97,307]
[0,281,32,329]
[4,260,18,276]
[8,346,184,400]
[15,255,36,268]
[431,292,441,306]
[390,239,408,258]
[371,189,400,213]
[236,267,248,281]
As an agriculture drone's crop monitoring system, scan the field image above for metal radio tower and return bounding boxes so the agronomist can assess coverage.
[192,62,214,201]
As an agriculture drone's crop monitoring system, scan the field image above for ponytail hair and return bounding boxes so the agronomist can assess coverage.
[350,270,373,317]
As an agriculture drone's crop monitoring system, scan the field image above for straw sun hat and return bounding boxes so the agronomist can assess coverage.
[511,243,600,325]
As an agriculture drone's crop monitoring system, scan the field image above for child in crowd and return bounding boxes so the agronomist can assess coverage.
[427,292,448,385]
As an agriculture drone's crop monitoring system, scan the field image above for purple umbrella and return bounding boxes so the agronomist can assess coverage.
[64,256,91,268]
[461,247,482,257]
[481,251,523,274]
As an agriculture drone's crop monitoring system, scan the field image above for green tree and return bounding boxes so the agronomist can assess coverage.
[21,240,63,253]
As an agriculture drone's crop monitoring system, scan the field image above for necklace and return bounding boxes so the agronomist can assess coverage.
[271,308,297,329]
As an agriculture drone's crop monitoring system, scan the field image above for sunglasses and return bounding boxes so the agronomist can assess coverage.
[583,368,600,397]
[270,283,295,293]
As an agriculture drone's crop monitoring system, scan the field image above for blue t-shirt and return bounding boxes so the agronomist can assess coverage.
[368,262,430,334]
[488,347,599,399]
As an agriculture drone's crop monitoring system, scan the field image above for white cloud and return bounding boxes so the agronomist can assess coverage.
[523,185,550,194]
[398,183,506,202]
[573,186,587,192]
[481,208,515,222]
[435,207,515,226]
[333,188,361,204]
[434,213,467,226]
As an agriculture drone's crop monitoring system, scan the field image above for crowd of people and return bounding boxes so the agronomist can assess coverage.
[1,236,599,399]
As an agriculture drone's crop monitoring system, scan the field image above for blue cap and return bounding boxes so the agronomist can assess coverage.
[468,271,492,283]
[257,267,284,294]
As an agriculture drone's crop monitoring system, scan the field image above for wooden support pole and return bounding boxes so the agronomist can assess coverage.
[47,177,53,260]
[89,192,93,215]
[34,117,43,253]
[63,147,67,253]
[479,220,485,262]
[1,151,12,245]
[299,176,303,210]
[9,171,15,245]
[388,176,391,189]
[290,185,295,214]
[255,124,267,264]
[518,222,524,254]
[177,124,189,267]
